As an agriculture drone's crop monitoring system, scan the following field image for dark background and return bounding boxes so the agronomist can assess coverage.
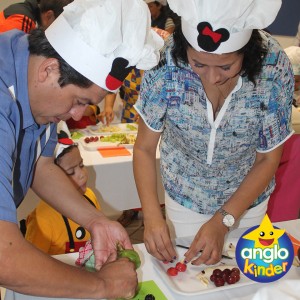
[267,0,299,36]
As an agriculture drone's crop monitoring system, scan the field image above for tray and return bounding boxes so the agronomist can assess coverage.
[78,136,134,151]
[87,123,138,136]
[152,244,254,296]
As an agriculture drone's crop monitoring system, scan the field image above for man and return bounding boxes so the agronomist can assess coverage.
[0,0,73,33]
[0,0,163,299]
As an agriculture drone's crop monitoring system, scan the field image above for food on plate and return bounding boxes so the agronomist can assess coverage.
[117,242,141,269]
[175,262,187,272]
[96,125,122,133]
[167,267,178,276]
[100,133,136,144]
[144,294,155,300]
[196,265,240,287]
[126,124,138,131]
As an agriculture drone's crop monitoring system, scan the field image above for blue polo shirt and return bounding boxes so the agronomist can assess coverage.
[0,30,57,224]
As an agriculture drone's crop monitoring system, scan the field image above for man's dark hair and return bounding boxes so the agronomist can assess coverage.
[38,0,73,18]
[28,28,93,88]
[171,23,268,85]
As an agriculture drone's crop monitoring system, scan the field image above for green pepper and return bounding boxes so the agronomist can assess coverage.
[117,242,141,269]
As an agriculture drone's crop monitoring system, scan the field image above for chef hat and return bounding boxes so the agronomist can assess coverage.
[54,121,74,159]
[45,0,164,92]
[144,0,167,5]
[284,46,300,76]
[168,0,282,54]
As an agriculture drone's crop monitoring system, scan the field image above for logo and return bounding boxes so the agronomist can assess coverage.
[236,214,294,283]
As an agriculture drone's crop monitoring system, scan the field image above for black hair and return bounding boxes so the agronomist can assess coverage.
[28,28,94,88]
[54,144,78,165]
[38,0,73,18]
[171,23,268,85]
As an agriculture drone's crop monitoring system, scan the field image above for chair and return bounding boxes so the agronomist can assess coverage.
[267,134,300,222]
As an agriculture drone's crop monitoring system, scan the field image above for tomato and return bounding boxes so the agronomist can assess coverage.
[167,267,178,276]
[175,262,187,272]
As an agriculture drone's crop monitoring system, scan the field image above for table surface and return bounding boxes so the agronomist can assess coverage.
[4,219,300,300]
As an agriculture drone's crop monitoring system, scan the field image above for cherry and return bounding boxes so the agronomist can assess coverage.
[175,262,187,272]
[94,136,99,142]
[214,277,225,287]
[84,137,90,143]
[167,267,178,276]
[226,275,236,285]
[212,268,222,277]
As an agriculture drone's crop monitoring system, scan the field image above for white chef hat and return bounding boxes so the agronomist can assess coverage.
[284,46,300,76]
[54,121,74,159]
[168,0,282,54]
[45,0,164,92]
[144,0,167,5]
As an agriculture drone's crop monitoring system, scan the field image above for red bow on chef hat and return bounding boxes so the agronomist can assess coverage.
[168,0,282,54]
[45,0,164,92]
[54,121,74,159]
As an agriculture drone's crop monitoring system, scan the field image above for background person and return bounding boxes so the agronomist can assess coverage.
[25,125,101,254]
[133,0,293,267]
[0,0,163,298]
[0,0,73,33]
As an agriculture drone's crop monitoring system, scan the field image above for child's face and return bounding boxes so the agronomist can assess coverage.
[58,147,88,194]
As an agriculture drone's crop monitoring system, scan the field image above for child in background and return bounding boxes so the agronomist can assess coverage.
[66,104,101,130]
[25,127,101,254]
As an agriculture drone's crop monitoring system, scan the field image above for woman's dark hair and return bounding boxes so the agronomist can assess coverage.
[55,144,78,165]
[28,28,93,88]
[38,0,73,19]
[171,23,268,85]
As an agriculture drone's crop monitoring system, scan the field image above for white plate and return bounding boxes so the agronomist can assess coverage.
[87,123,138,136]
[78,136,134,151]
[152,245,254,296]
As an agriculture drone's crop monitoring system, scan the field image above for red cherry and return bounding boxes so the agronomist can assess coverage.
[226,275,236,285]
[214,277,225,287]
[94,136,99,142]
[212,268,222,277]
[90,136,95,142]
[175,262,187,272]
[84,137,90,143]
[231,267,240,275]
[167,267,178,276]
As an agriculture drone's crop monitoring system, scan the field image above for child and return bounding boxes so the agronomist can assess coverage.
[25,129,101,254]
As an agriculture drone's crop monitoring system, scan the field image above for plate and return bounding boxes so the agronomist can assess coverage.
[152,245,254,296]
[87,123,138,136]
[131,280,168,300]
[78,136,134,151]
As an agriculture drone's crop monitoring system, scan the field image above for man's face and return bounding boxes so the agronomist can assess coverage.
[30,58,108,125]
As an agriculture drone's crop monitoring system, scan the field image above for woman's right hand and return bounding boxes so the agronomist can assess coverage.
[98,108,115,126]
[143,216,177,262]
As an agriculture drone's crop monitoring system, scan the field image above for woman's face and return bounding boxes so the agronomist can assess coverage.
[187,47,244,86]
[147,2,162,19]
[57,147,88,194]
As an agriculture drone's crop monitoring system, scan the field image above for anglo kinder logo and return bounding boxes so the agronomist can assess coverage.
[236,214,294,283]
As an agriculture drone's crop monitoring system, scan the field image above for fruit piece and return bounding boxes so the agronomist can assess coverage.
[167,267,178,276]
[144,294,155,300]
[214,277,225,287]
[212,268,222,277]
[116,243,141,269]
[226,275,236,285]
[84,137,90,143]
[94,136,99,142]
[175,262,187,272]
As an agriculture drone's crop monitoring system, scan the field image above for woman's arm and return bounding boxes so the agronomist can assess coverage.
[133,119,177,262]
[185,145,284,265]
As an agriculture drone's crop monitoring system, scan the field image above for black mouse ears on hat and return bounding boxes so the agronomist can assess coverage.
[57,130,73,146]
[197,22,229,52]
[105,58,134,91]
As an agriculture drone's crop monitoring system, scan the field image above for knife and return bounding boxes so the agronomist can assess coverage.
[176,244,233,259]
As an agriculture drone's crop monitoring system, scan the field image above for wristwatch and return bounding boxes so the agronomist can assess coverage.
[218,208,235,228]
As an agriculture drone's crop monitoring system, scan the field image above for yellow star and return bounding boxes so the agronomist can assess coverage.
[242,214,285,248]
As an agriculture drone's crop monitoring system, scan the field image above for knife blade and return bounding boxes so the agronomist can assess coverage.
[176,244,233,259]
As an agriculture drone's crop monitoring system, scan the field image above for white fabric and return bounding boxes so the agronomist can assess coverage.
[168,0,282,53]
[45,0,164,91]
[284,46,300,75]
[165,192,269,239]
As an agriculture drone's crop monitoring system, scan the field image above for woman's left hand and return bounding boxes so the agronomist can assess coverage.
[183,218,228,265]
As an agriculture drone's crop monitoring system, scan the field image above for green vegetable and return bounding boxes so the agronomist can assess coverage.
[126,124,138,131]
[117,242,141,269]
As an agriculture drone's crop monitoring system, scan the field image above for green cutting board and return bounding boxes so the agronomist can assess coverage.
[120,280,168,300]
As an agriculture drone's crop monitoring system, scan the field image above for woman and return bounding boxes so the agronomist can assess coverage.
[145,0,176,34]
[133,0,294,266]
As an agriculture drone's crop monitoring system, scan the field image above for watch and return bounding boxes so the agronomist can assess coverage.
[218,208,235,228]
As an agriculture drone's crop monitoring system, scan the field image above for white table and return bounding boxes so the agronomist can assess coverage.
[77,131,165,216]
[4,219,300,300]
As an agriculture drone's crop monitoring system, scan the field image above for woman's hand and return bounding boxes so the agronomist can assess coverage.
[184,217,228,265]
[98,108,115,126]
[143,215,177,263]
